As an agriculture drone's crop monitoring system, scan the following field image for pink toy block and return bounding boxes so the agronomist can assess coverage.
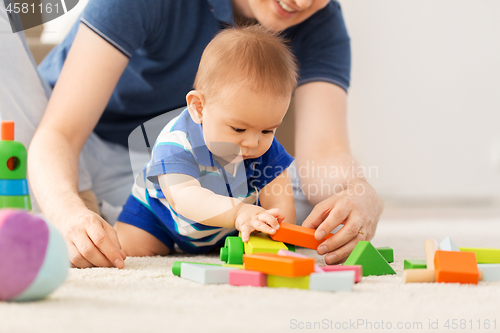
[229,270,267,287]
[321,265,363,283]
[277,249,324,273]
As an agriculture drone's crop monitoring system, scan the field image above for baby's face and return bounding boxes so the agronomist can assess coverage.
[201,87,290,164]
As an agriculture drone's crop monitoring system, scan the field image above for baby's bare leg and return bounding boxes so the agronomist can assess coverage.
[114,222,170,257]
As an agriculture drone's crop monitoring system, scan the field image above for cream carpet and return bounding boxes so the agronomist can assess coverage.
[1,217,499,333]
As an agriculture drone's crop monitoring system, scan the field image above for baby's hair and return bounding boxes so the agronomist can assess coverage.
[194,25,298,101]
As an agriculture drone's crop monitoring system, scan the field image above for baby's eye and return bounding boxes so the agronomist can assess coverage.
[262,130,274,134]
[232,127,246,133]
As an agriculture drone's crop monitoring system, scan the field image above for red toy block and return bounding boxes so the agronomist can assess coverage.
[270,223,332,250]
[321,265,363,283]
[243,253,315,277]
[434,250,479,284]
[229,269,267,287]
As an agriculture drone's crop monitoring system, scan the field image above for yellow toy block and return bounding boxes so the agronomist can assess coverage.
[459,248,500,264]
[243,232,288,254]
[267,274,309,290]
[223,264,245,269]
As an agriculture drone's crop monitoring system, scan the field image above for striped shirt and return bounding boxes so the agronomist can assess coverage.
[131,109,294,252]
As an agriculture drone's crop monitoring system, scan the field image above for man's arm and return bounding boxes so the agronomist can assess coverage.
[294,81,384,264]
[28,24,129,268]
[258,169,296,225]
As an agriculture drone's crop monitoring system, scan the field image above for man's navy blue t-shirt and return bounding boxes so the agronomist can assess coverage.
[38,0,351,148]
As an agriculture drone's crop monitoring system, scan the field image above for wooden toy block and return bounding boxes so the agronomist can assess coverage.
[477,264,500,281]
[309,271,354,292]
[229,270,267,287]
[243,253,315,277]
[344,241,396,276]
[404,259,427,270]
[424,239,438,270]
[270,222,332,250]
[220,236,244,265]
[244,232,288,254]
[285,243,295,252]
[439,236,460,251]
[267,274,309,290]
[180,263,237,284]
[459,248,500,264]
[403,268,484,283]
[223,264,244,269]
[172,261,222,277]
[434,250,479,284]
[376,246,394,263]
[321,265,362,283]
[403,268,436,283]
[277,249,324,273]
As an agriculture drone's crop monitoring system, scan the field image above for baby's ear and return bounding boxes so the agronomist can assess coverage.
[186,90,205,124]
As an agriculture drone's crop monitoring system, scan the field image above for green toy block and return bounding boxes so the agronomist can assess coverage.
[404,259,427,270]
[244,232,288,254]
[0,194,31,210]
[376,246,394,263]
[344,241,396,276]
[0,140,27,180]
[267,274,309,290]
[285,243,295,252]
[220,236,244,265]
[459,248,500,264]
[172,261,221,277]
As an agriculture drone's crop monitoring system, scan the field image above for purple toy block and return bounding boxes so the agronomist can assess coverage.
[229,269,267,287]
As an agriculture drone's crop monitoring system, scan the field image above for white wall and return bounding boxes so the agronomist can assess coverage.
[340,0,500,203]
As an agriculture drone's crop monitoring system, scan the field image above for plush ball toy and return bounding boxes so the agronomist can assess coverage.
[0,209,69,301]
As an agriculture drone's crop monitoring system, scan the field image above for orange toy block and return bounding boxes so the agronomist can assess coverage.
[270,223,332,250]
[434,250,479,284]
[243,253,315,277]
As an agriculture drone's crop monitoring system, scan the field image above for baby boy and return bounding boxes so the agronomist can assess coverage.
[114,25,298,256]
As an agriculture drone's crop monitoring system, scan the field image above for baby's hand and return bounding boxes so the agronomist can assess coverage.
[235,205,285,242]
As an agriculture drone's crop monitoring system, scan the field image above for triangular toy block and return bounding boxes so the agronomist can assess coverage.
[309,271,354,292]
[459,248,500,263]
[404,259,427,270]
[180,263,237,284]
[344,241,396,276]
[243,253,315,277]
[434,250,479,284]
[244,232,288,254]
[270,223,332,250]
[439,236,460,251]
[376,246,394,263]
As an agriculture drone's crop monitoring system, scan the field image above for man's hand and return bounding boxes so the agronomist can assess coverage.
[60,207,126,269]
[302,179,384,264]
[235,206,284,242]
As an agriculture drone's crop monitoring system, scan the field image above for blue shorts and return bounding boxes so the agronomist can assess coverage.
[117,195,237,254]
[117,195,175,252]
